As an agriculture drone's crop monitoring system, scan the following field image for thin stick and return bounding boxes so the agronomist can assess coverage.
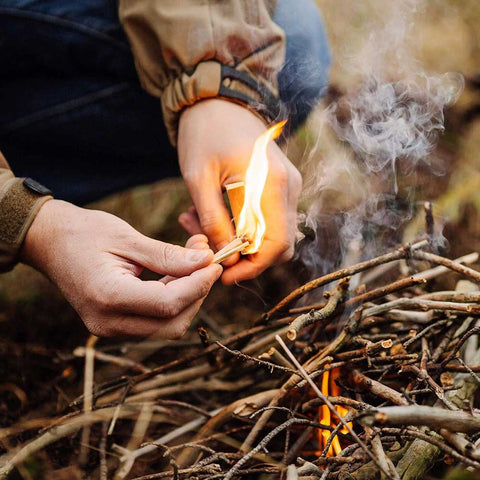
[267,240,428,318]
[360,405,480,433]
[213,238,250,264]
[287,278,349,340]
[79,335,98,465]
[411,250,480,283]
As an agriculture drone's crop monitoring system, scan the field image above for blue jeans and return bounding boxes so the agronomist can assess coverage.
[0,0,331,204]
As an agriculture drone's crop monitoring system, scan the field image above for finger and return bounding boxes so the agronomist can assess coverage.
[104,264,222,318]
[184,170,236,252]
[158,235,211,284]
[221,237,288,284]
[185,234,210,250]
[178,208,203,237]
[128,234,214,277]
[93,299,204,338]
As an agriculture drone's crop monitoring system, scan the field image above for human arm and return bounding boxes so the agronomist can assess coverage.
[20,201,222,337]
[0,151,222,337]
[119,1,302,283]
[177,99,302,284]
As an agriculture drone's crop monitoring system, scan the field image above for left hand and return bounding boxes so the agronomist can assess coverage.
[177,99,302,284]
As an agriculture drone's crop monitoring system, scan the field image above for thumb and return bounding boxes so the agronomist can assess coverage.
[184,170,236,253]
[129,234,213,277]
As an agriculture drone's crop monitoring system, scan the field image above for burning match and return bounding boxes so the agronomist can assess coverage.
[213,120,287,264]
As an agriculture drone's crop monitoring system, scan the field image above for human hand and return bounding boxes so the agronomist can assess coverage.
[177,99,302,284]
[21,200,222,337]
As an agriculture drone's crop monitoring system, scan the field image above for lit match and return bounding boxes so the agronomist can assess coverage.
[213,120,287,264]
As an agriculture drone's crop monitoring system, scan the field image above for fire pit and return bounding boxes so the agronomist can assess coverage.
[2,237,480,480]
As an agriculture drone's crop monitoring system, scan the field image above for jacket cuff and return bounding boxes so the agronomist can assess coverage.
[0,172,53,272]
[161,61,285,145]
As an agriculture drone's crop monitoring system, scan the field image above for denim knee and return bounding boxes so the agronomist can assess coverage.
[274,0,332,131]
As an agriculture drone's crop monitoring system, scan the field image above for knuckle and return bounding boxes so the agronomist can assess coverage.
[183,171,200,187]
[199,210,222,236]
[85,318,108,337]
[156,299,181,319]
[88,289,111,314]
[169,320,190,339]
[156,243,172,267]
[199,280,211,298]
[90,280,120,312]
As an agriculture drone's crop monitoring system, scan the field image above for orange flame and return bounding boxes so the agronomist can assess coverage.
[317,367,352,457]
[236,120,287,253]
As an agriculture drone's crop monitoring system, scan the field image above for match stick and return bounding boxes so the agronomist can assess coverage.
[225,181,245,228]
[213,237,250,264]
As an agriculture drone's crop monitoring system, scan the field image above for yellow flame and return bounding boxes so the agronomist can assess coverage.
[236,120,287,254]
[316,367,353,458]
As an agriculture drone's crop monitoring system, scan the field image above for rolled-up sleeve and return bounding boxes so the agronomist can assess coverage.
[119,0,286,144]
[0,152,53,272]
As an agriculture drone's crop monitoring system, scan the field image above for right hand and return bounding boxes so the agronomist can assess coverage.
[20,200,222,337]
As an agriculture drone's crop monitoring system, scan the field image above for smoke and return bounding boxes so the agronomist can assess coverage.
[296,0,464,285]
[329,74,462,188]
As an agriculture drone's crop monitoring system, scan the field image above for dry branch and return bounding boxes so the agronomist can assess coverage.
[6,242,480,480]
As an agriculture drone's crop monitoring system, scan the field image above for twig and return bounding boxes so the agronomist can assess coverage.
[441,326,480,366]
[383,427,480,470]
[403,319,449,348]
[258,347,294,369]
[224,418,311,480]
[290,276,425,315]
[100,422,108,480]
[73,347,150,373]
[349,370,409,406]
[369,428,401,480]
[360,405,480,432]
[267,240,428,318]
[411,249,480,283]
[214,341,299,376]
[287,279,350,341]
[79,335,98,465]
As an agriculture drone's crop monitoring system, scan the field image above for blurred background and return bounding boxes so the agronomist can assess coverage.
[1,0,480,453]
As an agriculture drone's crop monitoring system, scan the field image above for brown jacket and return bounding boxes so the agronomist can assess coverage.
[119,0,286,143]
[0,1,286,271]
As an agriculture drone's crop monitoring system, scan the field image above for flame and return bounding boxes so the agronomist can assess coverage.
[236,120,287,254]
[316,367,352,457]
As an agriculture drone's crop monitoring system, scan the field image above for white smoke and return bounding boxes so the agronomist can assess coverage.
[329,74,462,190]
[296,0,464,283]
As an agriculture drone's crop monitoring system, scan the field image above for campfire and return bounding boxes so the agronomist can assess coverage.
[2,225,480,479]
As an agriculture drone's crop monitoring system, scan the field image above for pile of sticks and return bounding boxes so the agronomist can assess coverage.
[2,239,480,480]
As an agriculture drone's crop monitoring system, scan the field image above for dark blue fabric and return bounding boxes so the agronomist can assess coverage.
[0,0,331,204]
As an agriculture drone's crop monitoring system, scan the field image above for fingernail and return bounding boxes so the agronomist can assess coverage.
[187,249,212,263]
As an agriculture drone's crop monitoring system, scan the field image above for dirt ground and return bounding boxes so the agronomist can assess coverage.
[1,1,480,479]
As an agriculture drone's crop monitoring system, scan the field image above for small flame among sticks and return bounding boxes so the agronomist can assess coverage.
[316,367,351,457]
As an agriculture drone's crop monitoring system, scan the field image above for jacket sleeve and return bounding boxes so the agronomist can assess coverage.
[118,0,286,144]
[0,152,53,272]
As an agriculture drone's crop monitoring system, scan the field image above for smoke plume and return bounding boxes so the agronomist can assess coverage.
[296,0,464,285]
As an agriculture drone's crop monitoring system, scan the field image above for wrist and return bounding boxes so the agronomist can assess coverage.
[20,199,69,272]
